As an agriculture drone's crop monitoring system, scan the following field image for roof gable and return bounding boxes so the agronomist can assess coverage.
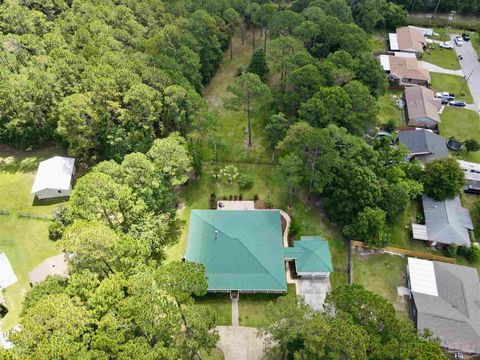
[284,236,333,273]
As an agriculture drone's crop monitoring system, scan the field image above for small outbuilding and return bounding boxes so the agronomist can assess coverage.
[31,156,75,200]
[29,254,68,286]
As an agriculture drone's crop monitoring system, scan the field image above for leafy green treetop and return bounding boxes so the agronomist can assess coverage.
[423,157,465,201]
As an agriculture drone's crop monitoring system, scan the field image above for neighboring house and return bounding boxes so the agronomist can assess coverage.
[404,85,442,129]
[412,194,473,247]
[29,254,69,286]
[389,26,426,56]
[284,236,333,278]
[31,156,75,200]
[379,54,430,85]
[407,257,480,354]
[458,160,480,194]
[185,210,333,294]
[398,129,449,164]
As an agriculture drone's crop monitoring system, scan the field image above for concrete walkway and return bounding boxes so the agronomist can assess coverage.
[216,326,268,360]
[231,297,239,326]
[419,61,464,76]
[451,34,480,111]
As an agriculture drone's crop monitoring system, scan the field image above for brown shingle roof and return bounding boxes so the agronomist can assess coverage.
[389,55,430,82]
[405,85,442,127]
[397,26,425,54]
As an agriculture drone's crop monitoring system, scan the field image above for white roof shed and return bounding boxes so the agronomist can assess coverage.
[31,156,75,194]
[408,257,438,297]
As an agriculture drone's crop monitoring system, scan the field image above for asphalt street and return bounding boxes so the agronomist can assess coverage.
[451,34,480,111]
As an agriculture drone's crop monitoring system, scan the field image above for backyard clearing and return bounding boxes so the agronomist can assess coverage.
[352,252,409,317]
[0,146,64,331]
[430,73,474,103]
[377,89,404,127]
[439,107,480,162]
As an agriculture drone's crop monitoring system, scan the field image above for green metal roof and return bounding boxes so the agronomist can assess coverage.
[185,210,286,292]
[284,236,333,273]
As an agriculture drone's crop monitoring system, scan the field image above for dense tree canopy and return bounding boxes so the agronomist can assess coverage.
[423,157,465,201]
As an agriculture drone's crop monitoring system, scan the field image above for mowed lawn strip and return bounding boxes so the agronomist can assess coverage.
[0,147,64,330]
[421,45,461,70]
[439,107,480,162]
[377,89,404,127]
[430,73,473,103]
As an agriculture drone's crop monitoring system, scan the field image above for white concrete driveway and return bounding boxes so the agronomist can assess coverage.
[451,34,480,110]
[418,61,464,76]
[296,278,330,311]
[216,326,269,360]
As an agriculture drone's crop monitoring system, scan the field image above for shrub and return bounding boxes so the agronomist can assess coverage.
[457,245,470,257]
[467,243,480,263]
[465,139,480,153]
[253,193,259,201]
[235,65,246,77]
[444,244,458,258]
[383,119,396,133]
[209,193,217,209]
[0,209,10,216]
[229,195,233,200]
[48,222,65,241]
[239,194,243,200]
[264,200,274,209]
[222,195,227,200]
[289,219,301,238]
[234,195,238,200]
[238,174,254,190]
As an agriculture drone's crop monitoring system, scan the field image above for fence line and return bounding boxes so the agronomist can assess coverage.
[351,240,456,264]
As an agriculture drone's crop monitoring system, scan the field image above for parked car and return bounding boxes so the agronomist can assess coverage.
[439,42,453,49]
[435,92,455,98]
[462,33,470,41]
[441,97,455,104]
[455,36,464,46]
[449,100,466,107]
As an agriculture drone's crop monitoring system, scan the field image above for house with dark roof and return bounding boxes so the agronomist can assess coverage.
[389,26,426,56]
[404,85,442,129]
[407,257,480,354]
[412,194,473,247]
[185,210,333,293]
[398,129,448,164]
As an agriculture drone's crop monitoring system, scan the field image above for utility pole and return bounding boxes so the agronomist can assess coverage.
[459,70,474,99]
[432,0,441,19]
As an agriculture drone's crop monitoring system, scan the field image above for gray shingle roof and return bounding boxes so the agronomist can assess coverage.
[411,261,480,354]
[398,129,449,163]
[422,194,473,246]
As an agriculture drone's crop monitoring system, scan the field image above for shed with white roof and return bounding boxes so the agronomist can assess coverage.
[31,156,75,200]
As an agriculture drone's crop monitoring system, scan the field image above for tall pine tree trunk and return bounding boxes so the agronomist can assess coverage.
[230,36,233,60]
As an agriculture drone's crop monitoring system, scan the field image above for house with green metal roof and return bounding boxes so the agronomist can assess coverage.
[284,236,333,277]
[185,209,334,294]
[185,210,287,293]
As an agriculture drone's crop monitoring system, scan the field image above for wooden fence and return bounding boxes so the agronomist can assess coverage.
[351,240,456,264]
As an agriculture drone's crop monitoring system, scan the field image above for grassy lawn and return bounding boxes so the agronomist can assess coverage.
[370,32,388,53]
[0,146,65,331]
[377,89,405,127]
[430,73,473,103]
[195,293,232,326]
[421,45,461,70]
[439,107,480,162]
[238,284,295,328]
[352,253,408,317]
[201,348,224,360]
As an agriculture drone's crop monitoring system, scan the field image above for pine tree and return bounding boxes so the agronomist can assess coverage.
[248,49,269,81]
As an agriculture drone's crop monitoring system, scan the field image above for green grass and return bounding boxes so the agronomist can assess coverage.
[0,146,65,331]
[352,253,408,317]
[430,73,473,103]
[195,293,232,326]
[238,284,295,328]
[377,89,405,127]
[200,348,224,360]
[439,107,480,162]
[370,33,388,53]
[421,45,461,70]
[471,33,480,56]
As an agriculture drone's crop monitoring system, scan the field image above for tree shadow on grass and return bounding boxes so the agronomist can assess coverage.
[0,145,66,174]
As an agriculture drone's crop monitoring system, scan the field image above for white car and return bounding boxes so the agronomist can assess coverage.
[455,36,464,46]
[439,42,453,49]
[435,92,455,99]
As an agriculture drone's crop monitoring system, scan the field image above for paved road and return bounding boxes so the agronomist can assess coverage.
[419,61,464,76]
[216,326,269,360]
[451,34,480,111]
